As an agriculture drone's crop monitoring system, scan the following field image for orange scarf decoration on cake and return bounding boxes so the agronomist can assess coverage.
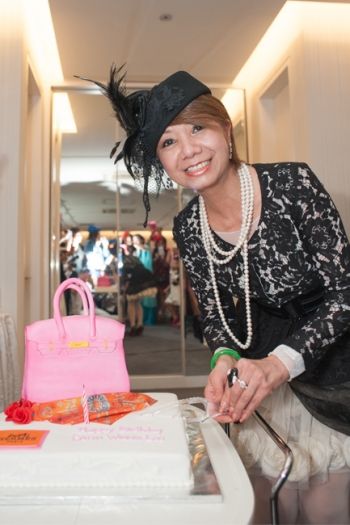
[5,393,157,426]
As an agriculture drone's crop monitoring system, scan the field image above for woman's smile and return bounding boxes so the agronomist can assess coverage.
[185,160,211,176]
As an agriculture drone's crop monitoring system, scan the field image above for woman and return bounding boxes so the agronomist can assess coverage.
[81,65,350,524]
[121,245,157,336]
[164,244,181,327]
[132,233,157,325]
[84,224,112,285]
[152,236,170,322]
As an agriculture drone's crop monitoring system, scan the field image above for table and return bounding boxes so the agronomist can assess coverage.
[0,394,254,525]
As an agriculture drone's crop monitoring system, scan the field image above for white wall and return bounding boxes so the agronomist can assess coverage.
[0,0,59,369]
[235,2,350,236]
[0,2,27,366]
[257,67,294,163]
[302,24,350,234]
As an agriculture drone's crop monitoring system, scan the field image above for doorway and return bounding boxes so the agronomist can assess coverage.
[50,84,247,390]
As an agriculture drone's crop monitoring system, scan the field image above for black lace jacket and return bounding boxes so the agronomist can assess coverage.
[173,162,350,379]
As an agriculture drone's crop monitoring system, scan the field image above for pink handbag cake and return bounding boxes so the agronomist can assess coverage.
[22,277,130,402]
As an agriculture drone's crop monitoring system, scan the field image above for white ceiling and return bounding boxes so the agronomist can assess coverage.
[50,0,289,86]
[49,0,347,231]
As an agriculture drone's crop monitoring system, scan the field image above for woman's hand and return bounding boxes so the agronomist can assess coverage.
[205,355,289,423]
[221,355,289,423]
[204,355,237,423]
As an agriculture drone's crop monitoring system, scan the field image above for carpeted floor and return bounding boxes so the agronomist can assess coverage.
[124,322,211,376]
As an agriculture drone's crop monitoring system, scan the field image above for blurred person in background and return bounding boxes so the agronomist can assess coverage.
[152,237,170,322]
[121,245,157,336]
[133,233,157,325]
[84,224,112,286]
[164,244,181,327]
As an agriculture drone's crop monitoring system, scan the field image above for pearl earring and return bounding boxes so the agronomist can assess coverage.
[229,142,233,160]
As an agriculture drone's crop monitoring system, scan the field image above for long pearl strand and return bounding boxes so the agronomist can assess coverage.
[199,163,254,350]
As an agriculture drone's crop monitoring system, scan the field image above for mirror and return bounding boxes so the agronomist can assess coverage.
[50,85,247,386]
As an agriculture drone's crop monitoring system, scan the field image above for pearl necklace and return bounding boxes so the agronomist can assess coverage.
[199,163,254,350]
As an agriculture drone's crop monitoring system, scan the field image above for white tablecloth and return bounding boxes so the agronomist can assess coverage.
[0,394,254,525]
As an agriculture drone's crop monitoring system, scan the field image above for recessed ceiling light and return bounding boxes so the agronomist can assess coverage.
[159,13,172,21]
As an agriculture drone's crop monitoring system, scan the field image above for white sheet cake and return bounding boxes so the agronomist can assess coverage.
[0,393,194,496]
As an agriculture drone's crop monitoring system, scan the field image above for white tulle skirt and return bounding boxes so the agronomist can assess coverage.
[230,383,350,488]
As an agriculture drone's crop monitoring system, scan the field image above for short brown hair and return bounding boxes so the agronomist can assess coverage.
[171,94,241,169]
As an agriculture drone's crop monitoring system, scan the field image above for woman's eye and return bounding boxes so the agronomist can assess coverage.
[192,124,203,133]
[162,138,174,148]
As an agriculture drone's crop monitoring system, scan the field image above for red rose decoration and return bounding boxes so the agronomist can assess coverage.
[11,406,32,424]
[4,400,21,419]
[5,399,33,424]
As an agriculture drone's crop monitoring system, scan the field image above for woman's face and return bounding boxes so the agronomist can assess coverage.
[156,121,231,192]
[125,235,133,246]
[72,232,82,249]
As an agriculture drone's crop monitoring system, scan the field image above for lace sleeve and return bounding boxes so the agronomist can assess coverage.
[281,163,350,369]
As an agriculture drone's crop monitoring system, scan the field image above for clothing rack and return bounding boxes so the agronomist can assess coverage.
[0,313,20,411]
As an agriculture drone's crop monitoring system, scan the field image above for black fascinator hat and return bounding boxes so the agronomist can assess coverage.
[75,65,211,225]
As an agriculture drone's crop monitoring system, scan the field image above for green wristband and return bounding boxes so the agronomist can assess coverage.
[210,347,241,370]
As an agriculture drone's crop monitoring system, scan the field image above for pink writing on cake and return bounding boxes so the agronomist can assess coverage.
[73,425,164,442]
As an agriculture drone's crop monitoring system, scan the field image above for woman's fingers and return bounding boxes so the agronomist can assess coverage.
[231,378,261,422]
[206,355,289,424]
[221,358,278,422]
[219,375,255,421]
